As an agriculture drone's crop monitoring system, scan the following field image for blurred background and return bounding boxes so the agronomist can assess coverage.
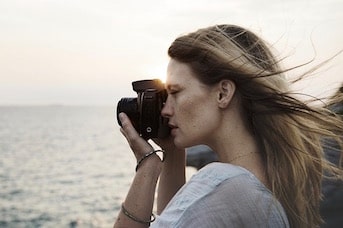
[0,0,342,227]
[0,0,342,106]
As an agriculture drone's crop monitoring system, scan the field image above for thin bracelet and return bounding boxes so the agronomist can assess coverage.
[121,203,156,225]
[135,149,165,172]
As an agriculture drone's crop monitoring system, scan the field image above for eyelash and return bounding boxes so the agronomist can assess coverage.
[169,90,178,95]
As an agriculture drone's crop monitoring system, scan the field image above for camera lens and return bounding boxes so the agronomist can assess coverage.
[116,79,170,139]
[116,98,140,129]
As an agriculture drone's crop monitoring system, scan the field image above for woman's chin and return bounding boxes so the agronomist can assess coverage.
[174,137,197,150]
[173,137,187,149]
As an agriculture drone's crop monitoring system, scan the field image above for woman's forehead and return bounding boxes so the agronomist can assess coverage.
[166,59,195,85]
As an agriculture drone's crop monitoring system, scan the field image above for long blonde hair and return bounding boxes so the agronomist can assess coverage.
[168,24,343,227]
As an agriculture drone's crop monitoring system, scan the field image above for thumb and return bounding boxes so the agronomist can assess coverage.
[119,112,153,156]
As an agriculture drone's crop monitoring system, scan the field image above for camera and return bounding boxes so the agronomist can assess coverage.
[116,79,170,139]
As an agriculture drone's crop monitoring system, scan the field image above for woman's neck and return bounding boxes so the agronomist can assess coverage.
[207,110,270,189]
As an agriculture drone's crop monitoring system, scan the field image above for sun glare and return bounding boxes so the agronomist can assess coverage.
[145,62,168,83]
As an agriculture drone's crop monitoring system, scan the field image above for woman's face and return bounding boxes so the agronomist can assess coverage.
[162,59,221,148]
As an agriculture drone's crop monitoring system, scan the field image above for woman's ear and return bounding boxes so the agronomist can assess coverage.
[217,80,236,109]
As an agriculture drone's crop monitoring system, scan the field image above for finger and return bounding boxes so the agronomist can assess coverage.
[119,127,128,139]
[119,112,140,140]
[119,112,152,154]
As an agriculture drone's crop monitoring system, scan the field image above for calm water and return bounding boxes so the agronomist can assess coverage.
[0,106,136,227]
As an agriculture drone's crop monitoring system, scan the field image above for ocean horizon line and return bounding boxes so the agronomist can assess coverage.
[0,103,116,107]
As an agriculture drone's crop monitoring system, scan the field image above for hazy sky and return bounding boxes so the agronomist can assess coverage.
[0,0,342,105]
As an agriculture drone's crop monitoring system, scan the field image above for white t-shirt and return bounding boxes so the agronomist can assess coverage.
[151,162,289,228]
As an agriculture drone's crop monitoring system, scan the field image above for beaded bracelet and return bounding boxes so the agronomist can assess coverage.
[121,203,156,225]
[135,149,165,172]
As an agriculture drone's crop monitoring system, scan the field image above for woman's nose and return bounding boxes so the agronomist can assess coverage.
[161,98,172,118]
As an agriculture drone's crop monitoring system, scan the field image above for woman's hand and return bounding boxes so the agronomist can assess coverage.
[118,112,185,217]
[119,112,154,161]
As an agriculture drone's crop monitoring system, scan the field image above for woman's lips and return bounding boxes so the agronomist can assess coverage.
[169,124,178,136]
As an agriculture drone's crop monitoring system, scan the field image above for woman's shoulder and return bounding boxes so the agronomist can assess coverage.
[154,162,289,227]
[156,162,260,217]
[178,176,290,228]
[194,162,274,203]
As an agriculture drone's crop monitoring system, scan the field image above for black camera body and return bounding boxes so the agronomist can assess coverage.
[116,79,170,139]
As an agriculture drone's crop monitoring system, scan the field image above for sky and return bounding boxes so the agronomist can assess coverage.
[0,0,342,106]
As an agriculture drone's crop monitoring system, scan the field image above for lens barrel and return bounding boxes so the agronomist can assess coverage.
[116,97,139,130]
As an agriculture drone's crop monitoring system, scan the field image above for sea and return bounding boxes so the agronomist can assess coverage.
[0,106,140,227]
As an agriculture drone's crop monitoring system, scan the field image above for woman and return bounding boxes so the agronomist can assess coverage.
[114,24,343,227]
